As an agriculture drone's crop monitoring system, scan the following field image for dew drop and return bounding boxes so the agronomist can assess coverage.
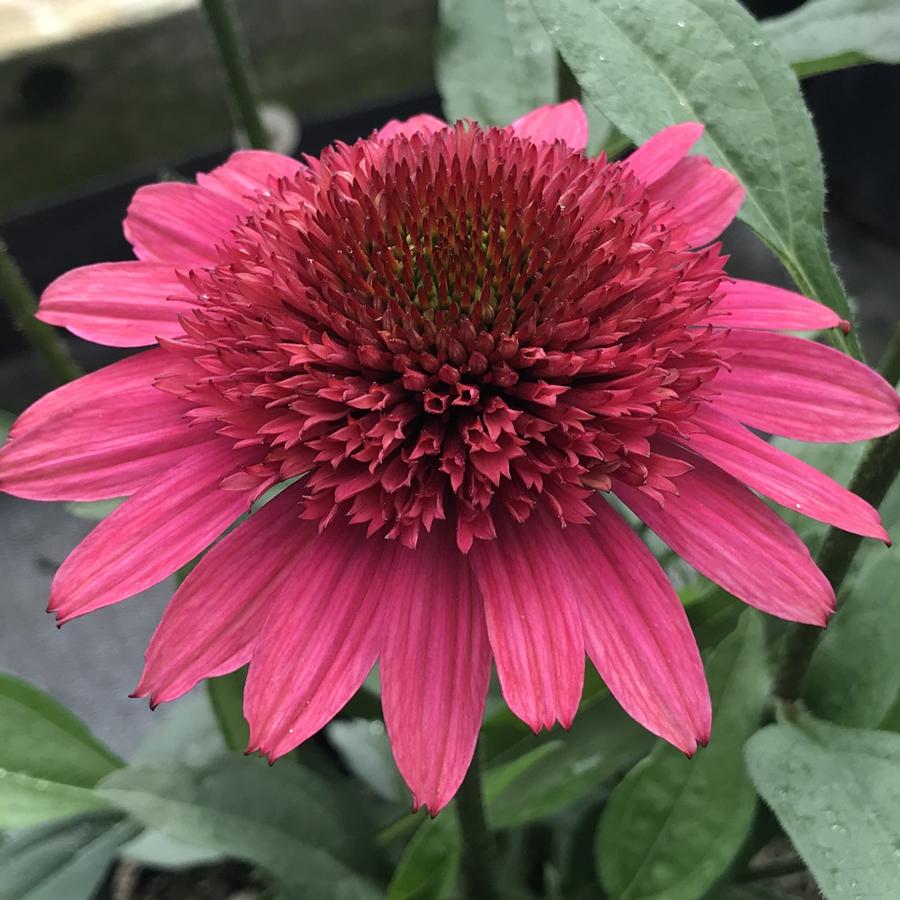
[597,54,606,62]
[752,39,762,47]
[676,20,686,28]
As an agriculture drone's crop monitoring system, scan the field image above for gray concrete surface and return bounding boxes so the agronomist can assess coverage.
[0,494,174,757]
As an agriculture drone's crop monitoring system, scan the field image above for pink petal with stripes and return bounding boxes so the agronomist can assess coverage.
[375,114,449,143]
[624,122,704,185]
[37,262,193,347]
[615,449,835,626]
[123,183,246,265]
[381,524,491,814]
[713,331,900,442]
[196,150,306,203]
[573,496,710,753]
[244,522,392,760]
[685,406,887,540]
[49,440,257,624]
[648,154,745,246]
[0,350,200,501]
[510,100,589,151]
[698,279,849,332]
[470,505,585,732]
[135,483,312,705]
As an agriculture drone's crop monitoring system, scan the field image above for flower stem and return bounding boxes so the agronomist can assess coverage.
[200,0,269,149]
[775,324,900,703]
[455,744,498,900]
[0,238,82,385]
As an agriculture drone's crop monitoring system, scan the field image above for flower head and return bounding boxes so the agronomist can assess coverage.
[2,101,897,813]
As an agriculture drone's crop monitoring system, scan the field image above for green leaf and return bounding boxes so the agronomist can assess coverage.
[762,0,900,78]
[486,694,653,829]
[98,757,381,898]
[133,690,226,767]
[436,0,558,125]
[530,0,861,357]
[206,667,249,752]
[597,612,770,900]
[0,775,112,830]
[0,410,13,443]
[328,718,407,803]
[0,814,138,900]
[387,815,461,900]
[484,741,564,808]
[64,498,124,521]
[120,828,224,869]
[0,674,122,827]
[804,553,900,728]
[746,713,900,899]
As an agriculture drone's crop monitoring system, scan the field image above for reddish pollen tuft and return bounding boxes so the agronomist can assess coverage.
[160,123,731,551]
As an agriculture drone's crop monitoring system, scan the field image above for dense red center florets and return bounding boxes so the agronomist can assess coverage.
[162,124,731,550]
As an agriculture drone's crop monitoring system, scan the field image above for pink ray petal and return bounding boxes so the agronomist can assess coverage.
[49,440,258,624]
[196,150,306,203]
[469,505,585,732]
[123,183,246,265]
[623,122,704,185]
[135,482,313,705]
[713,331,900,442]
[375,114,449,143]
[615,449,835,626]
[578,496,710,753]
[510,100,589,151]
[37,262,193,347]
[698,279,849,332]
[381,523,491,814]
[685,406,887,540]
[648,154,744,246]
[244,521,392,760]
[0,350,201,501]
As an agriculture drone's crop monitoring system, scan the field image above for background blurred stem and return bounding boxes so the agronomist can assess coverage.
[775,321,900,703]
[0,239,81,385]
[456,743,498,900]
[201,0,269,149]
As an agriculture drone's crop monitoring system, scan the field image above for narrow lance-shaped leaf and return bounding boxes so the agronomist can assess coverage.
[804,552,900,728]
[0,814,139,900]
[762,0,900,79]
[597,612,770,900]
[485,694,653,829]
[746,713,900,899]
[386,815,461,900]
[0,675,121,827]
[206,667,249,752]
[328,718,408,804]
[530,0,862,357]
[98,758,381,899]
[436,0,558,125]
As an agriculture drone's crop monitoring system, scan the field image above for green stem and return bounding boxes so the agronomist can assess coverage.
[0,239,81,385]
[879,325,900,389]
[775,323,900,702]
[455,744,498,900]
[200,0,269,149]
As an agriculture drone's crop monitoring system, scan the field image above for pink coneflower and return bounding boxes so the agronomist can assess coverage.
[1,101,897,812]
